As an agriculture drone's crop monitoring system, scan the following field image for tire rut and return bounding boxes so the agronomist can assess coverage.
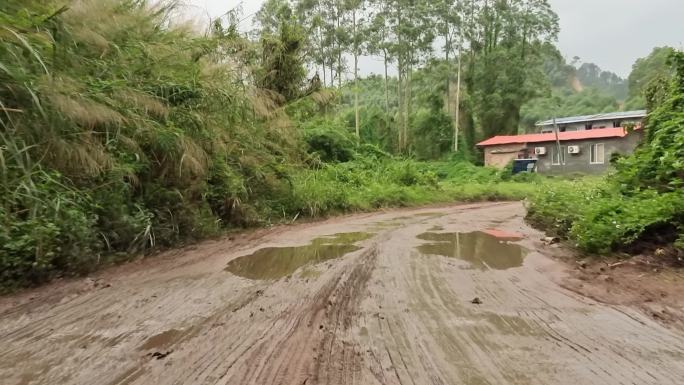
[2,202,684,385]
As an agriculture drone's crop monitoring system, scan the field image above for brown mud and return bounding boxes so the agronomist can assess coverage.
[1,202,683,385]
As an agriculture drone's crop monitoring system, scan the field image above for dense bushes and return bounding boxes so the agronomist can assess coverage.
[286,158,542,217]
[527,50,684,255]
[0,0,302,289]
[301,119,357,163]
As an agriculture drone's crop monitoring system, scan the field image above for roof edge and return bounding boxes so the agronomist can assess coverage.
[534,110,647,126]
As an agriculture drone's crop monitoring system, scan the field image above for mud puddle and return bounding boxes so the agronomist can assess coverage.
[416,231,527,270]
[225,232,373,280]
[139,329,183,351]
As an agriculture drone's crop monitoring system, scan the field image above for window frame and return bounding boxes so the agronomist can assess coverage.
[552,145,567,166]
[590,143,605,164]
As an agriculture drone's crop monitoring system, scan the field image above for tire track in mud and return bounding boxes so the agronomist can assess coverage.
[306,245,378,385]
[506,271,684,384]
[156,246,377,385]
[351,203,684,385]
[2,202,684,385]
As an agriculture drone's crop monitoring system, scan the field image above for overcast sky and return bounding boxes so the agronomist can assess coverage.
[185,0,684,77]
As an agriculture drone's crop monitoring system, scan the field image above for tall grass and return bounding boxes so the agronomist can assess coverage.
[0,0,301,289]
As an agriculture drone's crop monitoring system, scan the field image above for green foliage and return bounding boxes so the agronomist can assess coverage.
[0,171,99,289]
[302,119,357,163]
[519,50,629,132]
[615,52,684,192]
[465,3,559,138]
[526,178,610,239]
[0,0,302,289]
[285,157,541,217]
[570,190,684,253]
[256,3,309,102]
[626,47,676,108]
[575,62,628,101]
[521,87,620,130]
[528,50,684,255]
[411,104,453,160]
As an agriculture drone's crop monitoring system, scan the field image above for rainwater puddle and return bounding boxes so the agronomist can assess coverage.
[416,231,527,270]
[225,232,373,280]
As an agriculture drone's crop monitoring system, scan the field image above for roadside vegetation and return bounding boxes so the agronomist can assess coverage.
[528,51,684,259]
[0,0,680,291]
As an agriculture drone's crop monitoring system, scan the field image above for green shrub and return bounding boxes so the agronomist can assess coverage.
[0,171,99,289]
[304,128,356,163]
[528,51,684,255]
[526,179,606,238]
[570,190,684,253]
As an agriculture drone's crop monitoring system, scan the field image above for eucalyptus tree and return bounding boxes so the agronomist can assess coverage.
[330,0,351,88]
[367,1,394,115]
[343,0,371,138]
[254,0,292,34]
[433,0,460,111]
[377,0,436,152]
[432,0,464,151]
[293,0,329,85]
[463,0,559,140]
[399,0,436,151]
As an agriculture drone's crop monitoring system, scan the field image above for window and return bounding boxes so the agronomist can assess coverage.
[585,123,593,130]
[590,143,605,164]
[552,145,566,165]
[613,120,622,128]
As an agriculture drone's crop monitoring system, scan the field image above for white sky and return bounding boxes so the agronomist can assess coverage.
[183,0,684,77]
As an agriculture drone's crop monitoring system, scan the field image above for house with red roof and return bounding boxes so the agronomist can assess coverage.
[477,125,643,175]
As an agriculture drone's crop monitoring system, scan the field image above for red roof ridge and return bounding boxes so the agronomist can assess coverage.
[477,127,633,147]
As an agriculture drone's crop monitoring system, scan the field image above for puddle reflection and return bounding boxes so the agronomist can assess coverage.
[416,231,527,270]
[225,232,373,280]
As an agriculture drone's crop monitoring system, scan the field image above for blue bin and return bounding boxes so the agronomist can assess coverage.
[512,159,537,174]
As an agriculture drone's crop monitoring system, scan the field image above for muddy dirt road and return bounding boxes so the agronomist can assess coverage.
[2,202,683,385]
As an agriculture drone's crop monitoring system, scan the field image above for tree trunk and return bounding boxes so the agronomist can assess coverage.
[318,21,326,87]
[384,50,390,114]
[397,56,404,152]
[405,52,412,152]
[337,11,342,89]
[322,62,326,86]
[353,9,360,139]
[445,32,451,117]
[454,47,462,152]
[330,62,334,88]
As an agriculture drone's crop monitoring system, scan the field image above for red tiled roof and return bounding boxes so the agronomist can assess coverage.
[476,127,632,147]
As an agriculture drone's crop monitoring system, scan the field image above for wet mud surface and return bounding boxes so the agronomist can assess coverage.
[1,202,683,385]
